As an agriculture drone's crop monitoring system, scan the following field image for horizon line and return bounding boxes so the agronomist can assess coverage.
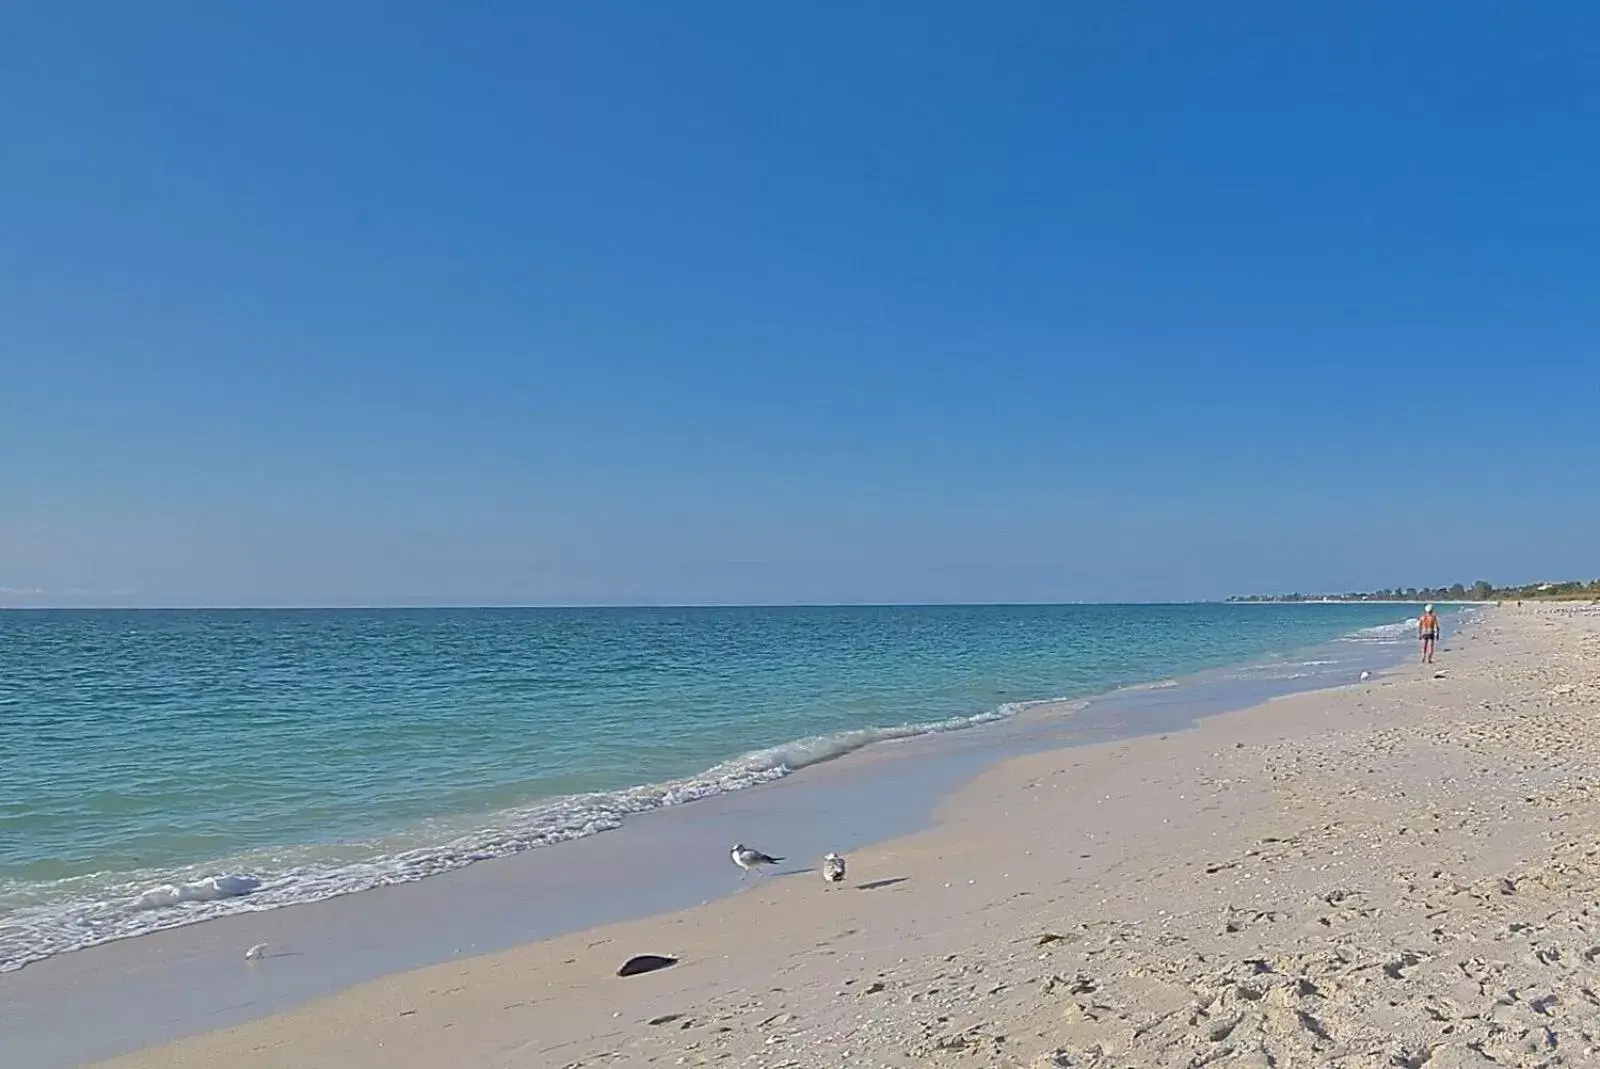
[0,598,1451,612]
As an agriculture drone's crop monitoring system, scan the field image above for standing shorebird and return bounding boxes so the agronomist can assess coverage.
[730,843,783,877]
[822,852,847,887]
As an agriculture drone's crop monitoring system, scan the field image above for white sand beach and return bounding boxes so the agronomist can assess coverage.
[84,603,1600,1068]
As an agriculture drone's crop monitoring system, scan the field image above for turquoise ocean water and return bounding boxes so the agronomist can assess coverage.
[0,603,1432,970]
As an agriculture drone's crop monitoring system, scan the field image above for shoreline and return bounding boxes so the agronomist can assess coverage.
[0,604,1420,980]
[79,601,1600,1068]
[0,613,1431,1067]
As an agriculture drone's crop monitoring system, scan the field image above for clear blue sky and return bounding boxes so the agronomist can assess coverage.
[3,3,1597,606]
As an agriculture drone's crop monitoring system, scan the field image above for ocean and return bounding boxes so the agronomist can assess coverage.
[0,602,1434,972]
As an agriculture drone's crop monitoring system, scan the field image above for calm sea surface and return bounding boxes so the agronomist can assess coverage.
[0,603,1430,969]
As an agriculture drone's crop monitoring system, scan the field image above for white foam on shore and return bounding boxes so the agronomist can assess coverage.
[0,697,1057,973]
[130,875,262,910]
[1346,618,1420,641]
[1117,678,1181,693]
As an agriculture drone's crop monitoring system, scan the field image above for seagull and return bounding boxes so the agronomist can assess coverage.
[822,852,846,887]
[730,843,783,877]
[1359,670,1372,681]
[244,943,268,961]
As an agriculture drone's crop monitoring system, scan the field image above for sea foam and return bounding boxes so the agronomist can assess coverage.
[131,874,262,910]
[0,698,1047,973]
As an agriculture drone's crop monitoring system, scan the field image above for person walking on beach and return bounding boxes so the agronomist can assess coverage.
[1419,604,1441,664]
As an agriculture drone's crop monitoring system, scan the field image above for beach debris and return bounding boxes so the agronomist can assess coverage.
[731,843,784,876]
[617,954,678,977]
[244,943,268,961]
[1037,932,1067,946]
[822,851,847,886]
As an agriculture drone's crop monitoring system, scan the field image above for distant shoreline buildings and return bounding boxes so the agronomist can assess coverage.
[1227,579,1600,603]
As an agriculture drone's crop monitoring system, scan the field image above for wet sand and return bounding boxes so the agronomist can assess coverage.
[69,602,1600,1067]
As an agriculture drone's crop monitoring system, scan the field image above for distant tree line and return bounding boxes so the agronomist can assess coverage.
[1226,578,1600,603]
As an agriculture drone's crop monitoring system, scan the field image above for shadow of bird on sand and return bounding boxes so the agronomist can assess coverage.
[855,877,909,891]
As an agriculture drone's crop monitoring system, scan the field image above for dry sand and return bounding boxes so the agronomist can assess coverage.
[92,603,1600,1068]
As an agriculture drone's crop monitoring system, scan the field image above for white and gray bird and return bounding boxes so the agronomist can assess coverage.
[244,943,268,961]
[822,852,846,886]
[730,843,783,876]
[1359,670,1372,681]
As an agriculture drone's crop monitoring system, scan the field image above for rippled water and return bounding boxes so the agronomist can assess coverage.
[0,603,1429,968]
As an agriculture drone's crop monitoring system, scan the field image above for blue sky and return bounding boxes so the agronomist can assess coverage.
[3,3,1597,606]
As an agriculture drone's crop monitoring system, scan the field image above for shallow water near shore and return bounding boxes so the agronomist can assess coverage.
[0,607,1449,1068]
[0,603,1430,974]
